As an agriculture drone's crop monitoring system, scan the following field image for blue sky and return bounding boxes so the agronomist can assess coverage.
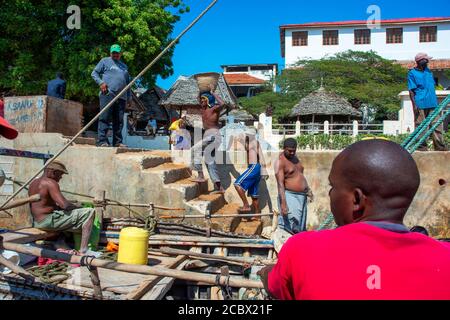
[156,0,450,89]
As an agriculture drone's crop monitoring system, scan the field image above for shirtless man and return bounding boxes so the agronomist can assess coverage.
[232,133,267,216]
[190,84,226,194]
[29,161,95,254]
[275,138,311,234]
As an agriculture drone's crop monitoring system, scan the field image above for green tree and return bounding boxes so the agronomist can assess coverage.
[241,50,408,122]
[0,0,189,102]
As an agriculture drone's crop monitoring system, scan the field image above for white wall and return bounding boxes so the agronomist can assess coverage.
[284,23,450,66]
[383,90,450,135]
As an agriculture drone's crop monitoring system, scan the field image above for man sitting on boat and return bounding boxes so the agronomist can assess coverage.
[29,161,95,254]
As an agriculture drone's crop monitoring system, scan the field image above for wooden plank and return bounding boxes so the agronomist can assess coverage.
[0,228,57,244]
[140,259,190,300]
[46,96,83,136]
[126,254,188,300]
[67,266,155,294]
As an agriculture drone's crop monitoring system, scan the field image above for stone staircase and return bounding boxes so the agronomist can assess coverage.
[113,148,263,235]
[115,149,226,215]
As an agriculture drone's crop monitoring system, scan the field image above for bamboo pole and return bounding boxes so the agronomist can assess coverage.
[0,0,219,212]
[0,254,35,283]
[158,247,274,265]
[1,242,263,289]
[158,213,273,219]
[0,194,40,211]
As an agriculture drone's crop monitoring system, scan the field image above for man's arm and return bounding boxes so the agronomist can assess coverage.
[91,59,105,86]
[256,140,269,178]
[275,158,288,215]
[407,71,418,112]
[210,85,226,113]
[47,181,79,211]
[258,265,276,298]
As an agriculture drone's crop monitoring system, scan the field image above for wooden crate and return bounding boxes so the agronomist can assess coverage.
[4,95,83,136]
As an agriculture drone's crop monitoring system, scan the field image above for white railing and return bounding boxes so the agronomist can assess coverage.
[272,121,384,136]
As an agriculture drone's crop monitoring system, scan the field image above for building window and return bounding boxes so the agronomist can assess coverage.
[323,30,339,45]
[420,26,437,42]
[354,29,371,44]
[386,28,403,44]
[226,66,248,72]
[292,31,308,46]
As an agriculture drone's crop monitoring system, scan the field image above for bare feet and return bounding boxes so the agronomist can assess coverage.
[190,177,207,183]
[211,188,225,194]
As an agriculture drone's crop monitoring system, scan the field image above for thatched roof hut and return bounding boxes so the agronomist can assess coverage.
[159,73,238,110]
[290,86,361,123]
[219,108,256,125]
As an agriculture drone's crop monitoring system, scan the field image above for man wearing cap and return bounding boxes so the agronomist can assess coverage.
[407,52,447,151]
[28,161,95,254]
[91,44,131,147]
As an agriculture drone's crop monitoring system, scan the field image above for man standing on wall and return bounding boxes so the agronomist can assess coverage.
[91,44,131,147]
[408,52,448,151]
[46,72,67,99]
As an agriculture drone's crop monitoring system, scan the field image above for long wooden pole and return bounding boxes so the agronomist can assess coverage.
[158,247,274,266]
[1,241,263,289]
[0,0,219,212]
[0,194,40,211]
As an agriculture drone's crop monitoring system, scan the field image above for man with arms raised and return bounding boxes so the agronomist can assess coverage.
[260,140,450,299]
[275,138,311,234]
[29,161,95,254]
[190,85,226,194]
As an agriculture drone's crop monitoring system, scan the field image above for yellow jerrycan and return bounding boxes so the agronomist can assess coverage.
[117,227,149,265]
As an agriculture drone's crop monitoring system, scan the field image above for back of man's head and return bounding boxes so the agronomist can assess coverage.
[329,139,420,225]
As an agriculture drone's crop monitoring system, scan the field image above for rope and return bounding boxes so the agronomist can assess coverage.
[144,215,157,235]
[27,262,71,285]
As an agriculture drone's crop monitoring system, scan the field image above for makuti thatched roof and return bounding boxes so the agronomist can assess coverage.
[290,86,361,118]
[159,73,238,109]
[219,108,256,123]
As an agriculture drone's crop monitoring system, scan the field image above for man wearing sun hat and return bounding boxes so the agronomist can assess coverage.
[92,44,131,148]
[408,52,447,151]
[28,160,95,254]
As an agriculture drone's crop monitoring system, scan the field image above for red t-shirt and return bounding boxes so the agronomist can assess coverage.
[268,222,450,300]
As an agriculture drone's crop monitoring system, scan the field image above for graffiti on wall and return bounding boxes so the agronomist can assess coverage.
[4,97,45,132]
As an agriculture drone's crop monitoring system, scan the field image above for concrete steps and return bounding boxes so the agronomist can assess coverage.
[115,151,172,169]
[165,178,209,202]
[212,203,263,236]
[185,193,226,215]
[145,163,191,184]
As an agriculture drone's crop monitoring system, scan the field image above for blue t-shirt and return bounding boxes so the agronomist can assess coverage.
[407,68,438,109]
[148,119,157,128]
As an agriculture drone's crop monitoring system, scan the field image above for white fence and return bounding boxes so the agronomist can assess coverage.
[271,121,383,137]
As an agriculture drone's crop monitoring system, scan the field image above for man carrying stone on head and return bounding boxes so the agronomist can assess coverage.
[189,84,226,194]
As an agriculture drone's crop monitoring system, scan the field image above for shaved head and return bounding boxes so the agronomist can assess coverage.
[329,140,420,226]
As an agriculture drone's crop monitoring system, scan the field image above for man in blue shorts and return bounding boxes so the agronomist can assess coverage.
[234,134,266,217]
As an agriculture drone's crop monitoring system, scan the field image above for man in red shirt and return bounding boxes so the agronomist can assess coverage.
[259,139,450,300]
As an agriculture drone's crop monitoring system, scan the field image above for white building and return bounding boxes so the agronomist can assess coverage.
[222,63,278,97]
[280,17,450,87]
